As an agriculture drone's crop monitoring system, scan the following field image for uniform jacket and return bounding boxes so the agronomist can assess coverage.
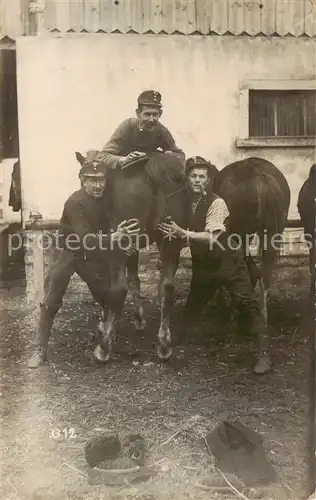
[97,118,185,169]
[59,189,110,255]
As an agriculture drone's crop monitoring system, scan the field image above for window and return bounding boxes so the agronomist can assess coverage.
[237,80,316,148]
[0,49,19,160]
[249,90,316,138]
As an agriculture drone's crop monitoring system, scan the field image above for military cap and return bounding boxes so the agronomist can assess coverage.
[79,160,105,178]
[185,156,218,178]
[137,90,162,108]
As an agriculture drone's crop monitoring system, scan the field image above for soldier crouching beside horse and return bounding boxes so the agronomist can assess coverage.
[158,156,272,375]
[27,161,140,369]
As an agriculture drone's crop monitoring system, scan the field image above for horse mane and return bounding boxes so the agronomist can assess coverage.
[76,150,186,193]
[144,152,186,192]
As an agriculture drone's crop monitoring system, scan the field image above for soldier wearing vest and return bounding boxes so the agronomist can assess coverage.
[157,156,271,375]
[97,90,185,170]
[27,161,140,369]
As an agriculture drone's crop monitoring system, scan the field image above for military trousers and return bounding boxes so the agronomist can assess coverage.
[41,248,110,315]
[184,247,268,347]
[32,248,110,348]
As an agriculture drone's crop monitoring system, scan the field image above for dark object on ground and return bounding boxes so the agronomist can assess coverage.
[205,419,276,486]
[85,433,153,486]
[84,435,121,467]
[87,463,155,486]
[121,433,147,466]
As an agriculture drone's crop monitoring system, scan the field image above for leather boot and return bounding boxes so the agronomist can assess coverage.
[28,306,55,369]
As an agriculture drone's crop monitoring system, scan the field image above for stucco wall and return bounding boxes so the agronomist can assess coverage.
[16,34,316,222]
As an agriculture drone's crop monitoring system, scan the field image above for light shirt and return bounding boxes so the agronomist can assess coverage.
[191,196,230,233]
[205,198,230,233]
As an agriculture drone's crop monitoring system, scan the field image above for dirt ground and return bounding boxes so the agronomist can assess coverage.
[0,253,312,500]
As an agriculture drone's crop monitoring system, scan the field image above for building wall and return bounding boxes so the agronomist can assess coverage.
[16,34,315,223]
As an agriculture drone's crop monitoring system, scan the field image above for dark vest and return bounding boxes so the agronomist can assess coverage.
[189,191,229,263]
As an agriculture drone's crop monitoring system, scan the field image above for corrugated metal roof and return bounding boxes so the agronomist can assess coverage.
[0,0,24,42]
[1,0,316,40]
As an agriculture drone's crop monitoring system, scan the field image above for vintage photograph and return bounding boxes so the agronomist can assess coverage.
[0,1,315,499]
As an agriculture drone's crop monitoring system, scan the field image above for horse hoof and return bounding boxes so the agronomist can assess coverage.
[134,318,146,331]
[254,354,271,375]
[157,345,172,361]
[93,344,110,363]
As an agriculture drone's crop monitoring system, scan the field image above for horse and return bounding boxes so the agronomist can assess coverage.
[298,165,316,497]
[76,150,188,362]
[213,157,291,325]
[297,164,316,280]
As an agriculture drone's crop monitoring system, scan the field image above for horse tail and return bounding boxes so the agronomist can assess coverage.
[255,170,290,263]
[256,173,286,233]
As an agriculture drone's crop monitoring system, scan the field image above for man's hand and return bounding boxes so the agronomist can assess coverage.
[156,149,174,155]
[157,220,187,240]
[119,151,146,166]
[112,219,140,241]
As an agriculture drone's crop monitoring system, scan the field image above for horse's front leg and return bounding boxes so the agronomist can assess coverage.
[126,252,146,330]
[157,244,180,360]
[94,255,128,362]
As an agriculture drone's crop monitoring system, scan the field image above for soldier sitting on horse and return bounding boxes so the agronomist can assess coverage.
[97,90,185,170]
[27,161,140,369]
[157,156,272,375]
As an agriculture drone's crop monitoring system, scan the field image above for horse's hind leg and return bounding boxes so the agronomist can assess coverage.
[126,252,146,330]
[258,279,268,326]
[157,245,180,361]
[245,254,267,325]
[260,243,277,326]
